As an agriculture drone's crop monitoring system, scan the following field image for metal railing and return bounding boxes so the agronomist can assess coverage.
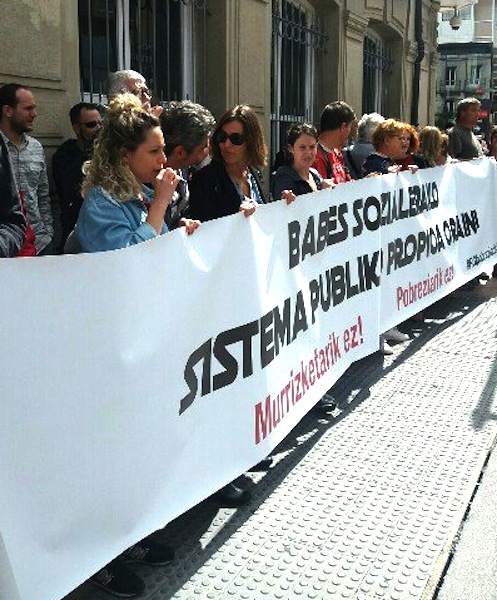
[437,78,488,94]
[362,35,393,115]
[79,0,207,104]
[270,0,327,166]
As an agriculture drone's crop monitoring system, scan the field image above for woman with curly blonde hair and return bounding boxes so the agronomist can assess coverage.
[76,93,198,252]
[73,93,202,597]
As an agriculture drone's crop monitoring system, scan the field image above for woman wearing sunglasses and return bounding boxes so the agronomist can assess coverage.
[189,104,268,222]
[188,104,271,508]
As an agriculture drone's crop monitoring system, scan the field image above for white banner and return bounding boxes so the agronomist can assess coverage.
[379,159,497,329]
[0,160,496,600]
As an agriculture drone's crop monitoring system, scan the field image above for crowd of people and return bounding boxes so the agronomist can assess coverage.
[0,73,496,597]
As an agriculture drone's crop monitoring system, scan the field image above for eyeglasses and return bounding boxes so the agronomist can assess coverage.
[215,131,246,145]
[80,120,102,129]
[133,87,151,99]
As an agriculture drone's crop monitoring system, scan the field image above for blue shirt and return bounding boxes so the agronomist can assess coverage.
[75,185,168,253]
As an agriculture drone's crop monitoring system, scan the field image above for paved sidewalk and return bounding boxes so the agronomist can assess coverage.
[65,277,497,600]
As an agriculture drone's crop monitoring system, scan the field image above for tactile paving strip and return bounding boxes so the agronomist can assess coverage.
[73,293,497,600]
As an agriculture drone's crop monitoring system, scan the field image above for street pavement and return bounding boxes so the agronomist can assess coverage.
[65,274,497,600]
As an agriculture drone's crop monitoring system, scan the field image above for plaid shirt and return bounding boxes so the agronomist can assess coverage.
[0,130,53,253]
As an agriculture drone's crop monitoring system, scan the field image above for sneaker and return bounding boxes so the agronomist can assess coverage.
[380,336,394,355]
[91,559,145,598]
[478,272,490,281]
[383,327,409,343]
[122,539,175,566]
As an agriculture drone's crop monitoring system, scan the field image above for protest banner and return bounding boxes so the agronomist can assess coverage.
[379,160,497,329]
[0,159,495,600]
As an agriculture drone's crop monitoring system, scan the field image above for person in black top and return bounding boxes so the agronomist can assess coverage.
[272,122,331,202]
[189,104,267,221]
[160,100,215,229]
[362,119,410,176]
[52,102,103,250]
[272,122,337,409]
[0,133,25,256]
[189,105,272,505]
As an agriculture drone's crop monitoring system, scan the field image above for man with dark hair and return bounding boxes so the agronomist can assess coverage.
[313,100,356,185]
[53,102,102,183]
[448,97,489,285]
[160,100,215,228]
[52,101,103,248]
[0,133,25,256]
[448,97,484,160]
[0,83,53,255]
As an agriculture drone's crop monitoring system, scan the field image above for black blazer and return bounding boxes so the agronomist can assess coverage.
[189,160,266,222]
[271,165,323,201]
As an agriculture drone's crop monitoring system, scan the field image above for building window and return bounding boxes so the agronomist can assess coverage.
[362,34,393,114]
[446,99,456,116]
[271,0,326,164]
[79,0,118,98]
[469,64,482,85]
[78,0,206,103]
[446,66,457,86]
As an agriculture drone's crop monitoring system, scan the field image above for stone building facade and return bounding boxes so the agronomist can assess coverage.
[0,0,440,169]
[436,0,496,135]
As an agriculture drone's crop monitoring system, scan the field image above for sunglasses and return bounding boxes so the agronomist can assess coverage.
[215,131,246,145]
[80,120,102,129]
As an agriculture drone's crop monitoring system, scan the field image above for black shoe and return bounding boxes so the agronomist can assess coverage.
[91,559,145,598]
[122,538,175,566]
[316,393,337,411]
[248,456,273,471]
[215,482,251,507]
[479,272,490,281]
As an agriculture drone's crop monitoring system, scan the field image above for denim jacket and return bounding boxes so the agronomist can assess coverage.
[75,185,168,253]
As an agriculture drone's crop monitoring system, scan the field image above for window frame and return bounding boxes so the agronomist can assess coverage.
[362,30,393,115]
[446,65,457,86]
[270,0,325,165]
[78,0,206,104]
